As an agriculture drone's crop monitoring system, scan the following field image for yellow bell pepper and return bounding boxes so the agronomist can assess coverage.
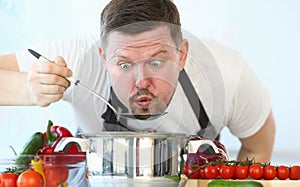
[31,158,46,187]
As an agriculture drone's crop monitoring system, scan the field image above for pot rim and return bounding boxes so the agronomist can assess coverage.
[79,131,190,139]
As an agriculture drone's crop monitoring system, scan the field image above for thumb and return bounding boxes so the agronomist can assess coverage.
[55,56,67,67]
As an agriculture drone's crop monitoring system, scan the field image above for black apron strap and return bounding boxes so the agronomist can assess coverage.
[101,88,133,131]
[101,102,132,131]
[179,69,219,140]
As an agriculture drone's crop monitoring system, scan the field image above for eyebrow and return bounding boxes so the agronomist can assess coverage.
[114,49,168,60]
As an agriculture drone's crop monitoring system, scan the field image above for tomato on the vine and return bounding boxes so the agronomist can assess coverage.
[199,168,206,179]
[289,165,300,180]
[234,165,248,179]
[183,163,189,176]
[277,165,289,180]
[0,173,18,187]
[219,165,235,179]
[185,165,201,179]
[263,165,277,180]
[216,162,226,170]
[17,169,44,187]
[249,163,263,180]
[204,165,219,179]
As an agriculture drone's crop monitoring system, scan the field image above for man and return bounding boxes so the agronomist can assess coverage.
[0,0,275,163]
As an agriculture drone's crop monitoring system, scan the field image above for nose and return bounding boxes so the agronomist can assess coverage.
[135,64,151,89]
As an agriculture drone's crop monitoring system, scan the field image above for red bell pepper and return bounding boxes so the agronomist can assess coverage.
[39,120,86,164]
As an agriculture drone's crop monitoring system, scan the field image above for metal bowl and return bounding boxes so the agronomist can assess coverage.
[79,132,188,187]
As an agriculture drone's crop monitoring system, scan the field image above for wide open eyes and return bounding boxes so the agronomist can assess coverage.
[150,60,163,68]
[119,62,132,70]
[119,60,163,71]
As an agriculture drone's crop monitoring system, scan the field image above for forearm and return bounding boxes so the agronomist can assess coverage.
[0,70,34,106]
[237,145,273,163]
[237,111,276,164]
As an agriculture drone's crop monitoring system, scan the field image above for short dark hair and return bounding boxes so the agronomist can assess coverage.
[100,0,183,48]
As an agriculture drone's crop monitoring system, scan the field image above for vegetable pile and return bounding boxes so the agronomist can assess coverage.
[182,135,300,181]
[184,158,300,180]
[0,120,86,187]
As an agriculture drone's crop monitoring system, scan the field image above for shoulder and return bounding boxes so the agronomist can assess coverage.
[197,39,271,138]
[184,37,250,121]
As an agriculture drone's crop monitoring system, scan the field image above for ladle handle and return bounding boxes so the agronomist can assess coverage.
[73,80,118,114]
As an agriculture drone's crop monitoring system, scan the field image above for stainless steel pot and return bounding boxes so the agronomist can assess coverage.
[80,132,188,187]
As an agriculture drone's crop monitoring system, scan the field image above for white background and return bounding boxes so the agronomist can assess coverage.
[0,0,299,164]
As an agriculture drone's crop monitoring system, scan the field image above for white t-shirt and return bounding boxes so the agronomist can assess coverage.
[16,33,271,139]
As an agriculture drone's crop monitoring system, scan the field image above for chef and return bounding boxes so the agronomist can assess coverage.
[0,0,275,163]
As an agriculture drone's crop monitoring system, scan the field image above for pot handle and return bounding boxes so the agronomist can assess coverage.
[53,137,90,152]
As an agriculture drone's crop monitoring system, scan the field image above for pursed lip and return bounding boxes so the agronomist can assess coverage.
[136,95,152,107]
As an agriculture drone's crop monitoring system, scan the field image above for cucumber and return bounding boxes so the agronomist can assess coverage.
[15,132,44,165]
[208,180,263,187]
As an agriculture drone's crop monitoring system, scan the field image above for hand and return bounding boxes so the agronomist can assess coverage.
[27,56,73,106]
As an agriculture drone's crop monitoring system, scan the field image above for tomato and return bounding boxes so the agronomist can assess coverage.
[219,165,235,179]
[17,169,44,187]
[277,165,289,180]
[199,168,206,179]
[263,165,277,180]
[289,165,300,180]
[249,163,263,180]
[43,167,69,187]
[234,165,248,179]
[216,163,226,170]
[183,163,189,176]
[204,165,219,179]
[0,173,18,187]
[189,165,201,179]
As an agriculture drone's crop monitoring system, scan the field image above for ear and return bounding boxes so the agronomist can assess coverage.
[178,39,189,70]
[98,46,106,65]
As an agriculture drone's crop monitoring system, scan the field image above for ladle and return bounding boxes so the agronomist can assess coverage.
[28,49,167,120]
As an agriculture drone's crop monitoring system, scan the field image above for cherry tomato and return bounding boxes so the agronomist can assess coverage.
[0,173,18,187]
[17,169,44,187]
[183,163,189,176]
[216,163,226,170]
[219,165,235,179]
[234,165,248,179]
[263,165,277,180]
[249,163,263,180]
[43,167,69,187]
[289,165,300,180]
[277,165,289,180]
[204,165,219,179]
[199,168,206,179]
[189,165,201,179]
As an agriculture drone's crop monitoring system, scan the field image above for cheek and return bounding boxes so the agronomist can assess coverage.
[153,79,177,103]
[109,70,135,104]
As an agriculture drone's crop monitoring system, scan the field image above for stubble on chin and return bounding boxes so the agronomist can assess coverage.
[129,89,167,114]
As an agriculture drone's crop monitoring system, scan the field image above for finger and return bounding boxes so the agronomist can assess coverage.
[29,80,67,96]
[32,62,73,78]
[34,93,64,107]
[55,56,67,67]
[36,74,71,88]
[28,70,71,89]
[38,84,68,95]
[29,83,64,106]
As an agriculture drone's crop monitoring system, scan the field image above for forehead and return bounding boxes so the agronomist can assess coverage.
[104,26,177,56]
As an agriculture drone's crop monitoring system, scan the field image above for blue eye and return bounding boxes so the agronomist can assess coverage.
[150,60,162,68]
[120,62,131,70]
